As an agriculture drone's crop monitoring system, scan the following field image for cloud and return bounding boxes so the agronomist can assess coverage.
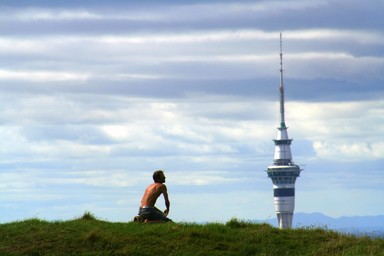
[289,100,384,139]
[284,100,384,161]
[1,28,382,90]
[0,69,89,82]
[12,9,103,21]
[172,170,244,186]
[286,52,384,81]
[313,141,384,161]
[285,29,384,44]
[0,1,326,23]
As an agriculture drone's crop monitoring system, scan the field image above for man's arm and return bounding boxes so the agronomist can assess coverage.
[162,185,170,216]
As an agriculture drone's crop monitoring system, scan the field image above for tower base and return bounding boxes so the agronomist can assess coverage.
[277,213,293,229]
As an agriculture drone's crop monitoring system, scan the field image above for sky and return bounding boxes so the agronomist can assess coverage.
[0,0,383,224]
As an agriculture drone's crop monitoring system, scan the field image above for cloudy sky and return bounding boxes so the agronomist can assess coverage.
[0,0,383,224]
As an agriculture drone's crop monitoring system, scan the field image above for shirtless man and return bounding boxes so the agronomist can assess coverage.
[138,170,171,222]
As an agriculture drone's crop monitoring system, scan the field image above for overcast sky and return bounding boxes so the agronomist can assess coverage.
[0,0,383,224]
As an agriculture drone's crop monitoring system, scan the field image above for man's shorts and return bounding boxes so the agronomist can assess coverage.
[138,206,171,222]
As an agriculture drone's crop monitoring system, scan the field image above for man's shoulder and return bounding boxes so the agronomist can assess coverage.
[155,182,167,190]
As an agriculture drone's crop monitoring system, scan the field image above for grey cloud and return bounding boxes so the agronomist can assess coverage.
[1,0,381,36]
[285,78,384,102]
[20,125,112,144]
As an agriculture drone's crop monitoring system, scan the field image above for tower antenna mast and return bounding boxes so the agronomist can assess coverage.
[279,32,286,128]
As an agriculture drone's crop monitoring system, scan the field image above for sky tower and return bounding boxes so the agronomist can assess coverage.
[266,33,302,229]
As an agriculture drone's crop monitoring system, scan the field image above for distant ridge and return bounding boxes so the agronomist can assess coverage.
[293,212,384,228]
[259,212,384,236]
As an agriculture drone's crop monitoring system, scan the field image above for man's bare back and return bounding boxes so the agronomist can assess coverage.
[140,183,168,208]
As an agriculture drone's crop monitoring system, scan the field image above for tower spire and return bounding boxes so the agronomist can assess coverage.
[279,32,286,129]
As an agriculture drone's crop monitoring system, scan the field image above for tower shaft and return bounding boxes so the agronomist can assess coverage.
[266,33,301,229]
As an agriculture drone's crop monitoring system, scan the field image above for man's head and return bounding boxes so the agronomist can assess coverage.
[153,170,166,183]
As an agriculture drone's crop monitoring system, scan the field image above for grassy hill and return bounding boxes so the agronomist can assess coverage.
[0,212,383,256]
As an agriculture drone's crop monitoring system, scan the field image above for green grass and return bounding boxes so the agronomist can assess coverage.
[0,212,383,255]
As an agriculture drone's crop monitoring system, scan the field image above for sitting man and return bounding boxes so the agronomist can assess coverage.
[136,170,171,222]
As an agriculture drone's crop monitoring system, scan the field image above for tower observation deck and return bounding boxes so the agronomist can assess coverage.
[266,33,302,229]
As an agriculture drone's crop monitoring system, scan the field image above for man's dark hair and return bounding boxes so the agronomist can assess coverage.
[153,170,164,183]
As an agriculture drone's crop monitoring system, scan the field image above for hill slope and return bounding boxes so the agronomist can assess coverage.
[0,213,383,256]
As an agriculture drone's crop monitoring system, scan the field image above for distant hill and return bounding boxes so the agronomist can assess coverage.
[260,212,384,237]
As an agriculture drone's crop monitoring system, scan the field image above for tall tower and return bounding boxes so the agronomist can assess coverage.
[266,33,302,229]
